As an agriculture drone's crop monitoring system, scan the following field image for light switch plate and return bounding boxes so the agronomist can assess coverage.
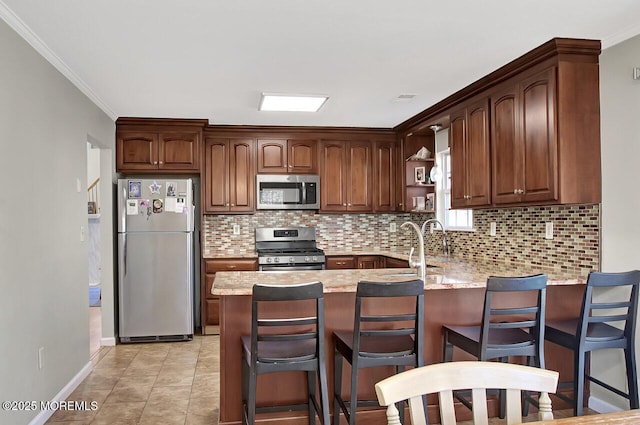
[490,222,496,237]
[545,222,554,240]
[389,222,396,233]
[233,224,240,235]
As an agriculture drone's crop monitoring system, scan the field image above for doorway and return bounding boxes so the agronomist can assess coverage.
[86,137,116,355]
[87,141,102,357]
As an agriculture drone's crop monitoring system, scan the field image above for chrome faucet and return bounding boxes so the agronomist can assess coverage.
[401,221,427,283]
[421,218,450,256]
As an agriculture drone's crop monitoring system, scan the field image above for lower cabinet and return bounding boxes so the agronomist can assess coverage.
[384,257,410,268]
[326,256,357,270]
[202,258,258,334]
[326,255,407,270]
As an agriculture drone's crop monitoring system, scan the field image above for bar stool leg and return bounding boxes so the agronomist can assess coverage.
[574,349,586,416]
[349,357,358,425]
[319,360,330,424]
[333,350,344,424]
[443,334,453,362]
[625,345,640,410]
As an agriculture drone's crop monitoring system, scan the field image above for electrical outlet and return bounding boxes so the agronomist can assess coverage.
[490,222,497,237]
[233,224,240,235]
[545,222,554,240]
[430,223,435,234]
[389,223,396,233]
[38,347,44,370]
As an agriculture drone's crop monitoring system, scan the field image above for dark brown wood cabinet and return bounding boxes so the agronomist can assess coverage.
[320,140,373,212]
[115,118,206,173]
[373,140,396,212]
[202,258,258,334]
[384,257,410,268]
[257,139,318,174]
[203,137,255,213]
[356,255,381,269]
[396,38,601,209]
[449,97,491,209]
[117,130,201,172]
[326,255,405,270]
[326,256,357,269]
[491,67,559,205]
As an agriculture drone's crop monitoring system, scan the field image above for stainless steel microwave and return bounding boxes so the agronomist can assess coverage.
[256,174,320,210]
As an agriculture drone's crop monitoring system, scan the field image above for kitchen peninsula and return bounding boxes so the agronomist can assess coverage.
[213,257,588,424]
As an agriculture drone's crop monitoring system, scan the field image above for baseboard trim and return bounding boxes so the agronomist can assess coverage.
[28,361,93,425]
[101,337,116,346]
[589,395,624,413]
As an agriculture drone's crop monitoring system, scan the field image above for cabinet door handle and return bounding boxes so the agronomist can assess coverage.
[154,161,158,165]
[231,204,235,207]
[343,204,347,207]
[348,203,352,206]
[288,165,292,168]
[159,161,163,165]
[227,265,237,270]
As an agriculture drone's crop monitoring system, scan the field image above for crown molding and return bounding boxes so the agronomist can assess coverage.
[602,22,640,49]
[0,1,117,121]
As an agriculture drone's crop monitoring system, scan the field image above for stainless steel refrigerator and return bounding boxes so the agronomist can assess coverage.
[117,178,194,342]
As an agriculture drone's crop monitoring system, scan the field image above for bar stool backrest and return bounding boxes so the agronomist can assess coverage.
[480,274,547,359]
[251,281,324,365]
[578,271,640,349]
[353,279,424,361]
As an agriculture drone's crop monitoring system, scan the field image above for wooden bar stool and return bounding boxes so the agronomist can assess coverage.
[545,270,640,416]
[241,281,330,425]
[442,274,547,417]
[333,279,424,425]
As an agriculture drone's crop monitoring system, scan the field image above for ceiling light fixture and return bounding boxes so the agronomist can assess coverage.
[259,93,328,112]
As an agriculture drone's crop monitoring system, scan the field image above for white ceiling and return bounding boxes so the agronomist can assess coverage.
[2,0,640,128]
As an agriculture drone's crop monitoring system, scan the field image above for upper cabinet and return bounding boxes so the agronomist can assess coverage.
[373,140,396,212]
[449,97,491,208]
[320,140,373,212]
[203,137,255,213]
[116,118,206,173]
[397,38,602,209]
[491,68,557,205]
[257,139,318,174]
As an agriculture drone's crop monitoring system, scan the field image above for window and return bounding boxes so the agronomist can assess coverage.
[437,150,473,230]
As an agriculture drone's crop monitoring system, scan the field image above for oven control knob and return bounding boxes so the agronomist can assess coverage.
[289,257,295,263]
[312,256,317,261]
[274,257,280,263]
[266,257,272,263]
[305,256,310,262]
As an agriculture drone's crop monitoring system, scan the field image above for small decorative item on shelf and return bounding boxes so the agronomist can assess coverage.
[412,197,426,211]
[406,146,431,161]
[414,166,426,184]
[425,193,435,211]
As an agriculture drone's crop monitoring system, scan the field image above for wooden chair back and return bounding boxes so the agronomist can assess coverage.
[375,361,558,425]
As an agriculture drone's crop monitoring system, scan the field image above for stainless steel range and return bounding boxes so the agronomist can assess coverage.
[256,227,326,271]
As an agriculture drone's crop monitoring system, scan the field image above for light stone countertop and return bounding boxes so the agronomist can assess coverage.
[212,254,589,296]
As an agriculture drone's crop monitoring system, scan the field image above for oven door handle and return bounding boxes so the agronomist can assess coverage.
[259,264,325,272]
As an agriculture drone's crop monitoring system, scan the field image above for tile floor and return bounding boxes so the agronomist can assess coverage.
[46,335,219,425]
[45,334,596,424]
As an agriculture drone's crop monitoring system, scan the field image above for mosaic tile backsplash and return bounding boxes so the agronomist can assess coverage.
[202,204,600,274]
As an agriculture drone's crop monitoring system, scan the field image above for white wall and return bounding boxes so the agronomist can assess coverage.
[0,18,114,425]
[593,33,640,411]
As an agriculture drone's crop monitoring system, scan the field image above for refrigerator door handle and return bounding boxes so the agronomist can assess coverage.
[122,233,127,276]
